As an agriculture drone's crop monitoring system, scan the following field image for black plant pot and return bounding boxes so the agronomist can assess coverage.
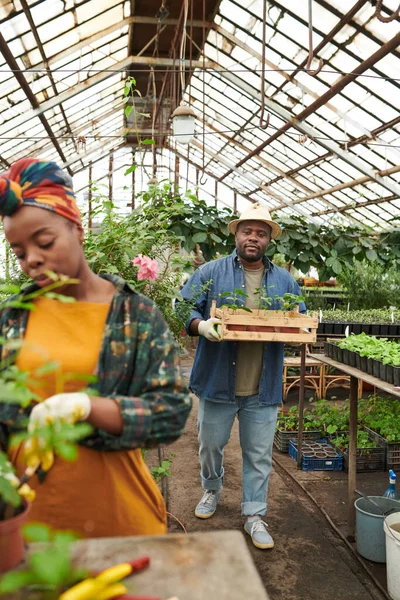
[372,359,381,379]
[366,358,375,376]
[348,351,357,368]
[380,325,389,336]
[388,325,398,337]
[331,344,338,361]
[334,323,344,335]
[317,322,325,334]
[393,367,400,387]
[325,323,334,335]
[337,347,344,363]
[361,324,371,335]
[386,365,394,385]
[342,349,349,366]
[352,323,362,335]
[379,362,386,382]
[370,325,380,336]
[360,356,368,373]
[355,353,361,370]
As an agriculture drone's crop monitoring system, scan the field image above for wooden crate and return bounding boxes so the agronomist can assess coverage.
[211,300,318,343]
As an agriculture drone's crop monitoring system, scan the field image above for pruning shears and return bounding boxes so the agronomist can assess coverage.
[58,556,160,600]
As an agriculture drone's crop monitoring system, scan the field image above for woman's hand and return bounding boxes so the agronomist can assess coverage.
[28,392,91,431]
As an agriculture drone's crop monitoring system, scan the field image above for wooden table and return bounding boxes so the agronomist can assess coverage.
[308,354,400,541]
[21,530,271,600]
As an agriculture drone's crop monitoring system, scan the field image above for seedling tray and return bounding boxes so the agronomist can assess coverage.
[211,300,318,343]
[330,431,385,472]
[364,426,400,470]
[274,428,321,453]
[289,438,343,471]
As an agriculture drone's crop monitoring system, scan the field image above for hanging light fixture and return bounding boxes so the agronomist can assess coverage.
[170,0,196,145]
[171,104,196,145]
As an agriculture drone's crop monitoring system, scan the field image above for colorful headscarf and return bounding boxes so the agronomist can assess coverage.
[0,158,81,225]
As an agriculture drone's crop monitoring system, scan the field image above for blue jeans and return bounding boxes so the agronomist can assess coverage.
[198,395,278,516]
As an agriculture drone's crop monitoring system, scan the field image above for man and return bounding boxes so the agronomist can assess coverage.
[180,203,306,550]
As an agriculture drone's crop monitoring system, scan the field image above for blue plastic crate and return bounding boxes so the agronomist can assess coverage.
[289,438,343,471]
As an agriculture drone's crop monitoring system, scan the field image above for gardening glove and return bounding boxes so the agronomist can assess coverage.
[198,318,222,342]
[28,392,92,432]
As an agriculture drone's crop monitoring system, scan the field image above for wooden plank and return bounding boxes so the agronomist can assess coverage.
[308,354,400,399]
[220,330,317,343]
[19,531,271,600]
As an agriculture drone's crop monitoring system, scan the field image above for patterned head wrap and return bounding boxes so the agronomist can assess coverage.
[0,158,81,225]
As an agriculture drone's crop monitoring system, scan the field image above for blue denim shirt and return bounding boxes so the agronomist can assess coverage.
[180,250,306,405]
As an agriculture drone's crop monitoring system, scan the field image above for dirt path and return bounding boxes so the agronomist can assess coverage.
[166,378,386,600]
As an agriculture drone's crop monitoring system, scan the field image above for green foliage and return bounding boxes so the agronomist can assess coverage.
[359,395,400,442]
[0,524,86,595]
[337,260,400,309]
[321,308,400,324]
[337,333,400,366]
[84,184,234,343]
[218,289,304,312]
[150,453,175,483]
[331,429,377,451]
[133,181,235,261]
[267,215,400,281]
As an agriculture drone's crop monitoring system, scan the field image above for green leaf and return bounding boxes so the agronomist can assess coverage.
[23,523,51,543]
[192,232,207,243]
[55,443,78,461]
[0,570,37,593]
[366,249,378,261]
[124,165,137,176]
[210,233,222,243]
[29,549,70,586]
[140,138,155,145]
[125,105,133,118]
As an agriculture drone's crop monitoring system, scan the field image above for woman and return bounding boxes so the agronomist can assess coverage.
[0,158,192,537]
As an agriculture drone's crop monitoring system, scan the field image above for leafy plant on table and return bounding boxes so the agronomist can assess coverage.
[359,395,400,442]
[310,400,349,435]
[337,333,400,366]
[331,429,377,453]
[0,524,87,597]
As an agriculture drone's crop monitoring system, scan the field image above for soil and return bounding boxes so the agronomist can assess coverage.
[163,347,390,600]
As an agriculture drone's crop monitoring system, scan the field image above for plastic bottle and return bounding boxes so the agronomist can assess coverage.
[383,470,399,500]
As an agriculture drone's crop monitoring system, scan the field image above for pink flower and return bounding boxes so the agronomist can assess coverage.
[132,254,159,280]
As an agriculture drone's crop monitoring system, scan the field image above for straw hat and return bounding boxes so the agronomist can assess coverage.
[228,203,281,239]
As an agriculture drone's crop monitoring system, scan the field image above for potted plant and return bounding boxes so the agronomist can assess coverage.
[274,406,322,453]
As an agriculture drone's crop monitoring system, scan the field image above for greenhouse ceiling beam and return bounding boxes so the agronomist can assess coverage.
[189,139,313,218]
[272,164,400,210]
[0,33,72,175]
[30,56,212,119]
[217,69,400,200]
[217,29,400,198]
[29,16,209,75]
[266,115,400,189]
[197,118,314,195]
[213,19,379,143]
[19,0,78,155]
[312,194,399,217]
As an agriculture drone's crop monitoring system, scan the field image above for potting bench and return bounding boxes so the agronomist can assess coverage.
[308,354,400,541]
[20,530,271,600]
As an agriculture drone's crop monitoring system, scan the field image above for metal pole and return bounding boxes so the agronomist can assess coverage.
[174,155,180,195]
[297,344,307,469]
[108,153,114,202]
[233,191,237,214]
[88,163,93,230]
[347,375,359,541]
[215,180,218,207]
[131,149,136,210]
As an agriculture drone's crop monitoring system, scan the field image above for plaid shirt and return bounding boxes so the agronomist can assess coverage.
[0,275,192,451]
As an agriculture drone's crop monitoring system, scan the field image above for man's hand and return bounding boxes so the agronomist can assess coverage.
[198,318,222,342]
[28,392,92,432]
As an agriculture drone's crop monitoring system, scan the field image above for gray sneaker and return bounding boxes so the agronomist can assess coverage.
[244,519,274,549]
[194,490,221,519]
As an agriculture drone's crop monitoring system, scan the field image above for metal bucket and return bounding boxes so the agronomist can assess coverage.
[355,496,400,563]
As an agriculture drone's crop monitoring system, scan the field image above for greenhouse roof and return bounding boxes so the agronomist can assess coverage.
[0,0,400,228]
